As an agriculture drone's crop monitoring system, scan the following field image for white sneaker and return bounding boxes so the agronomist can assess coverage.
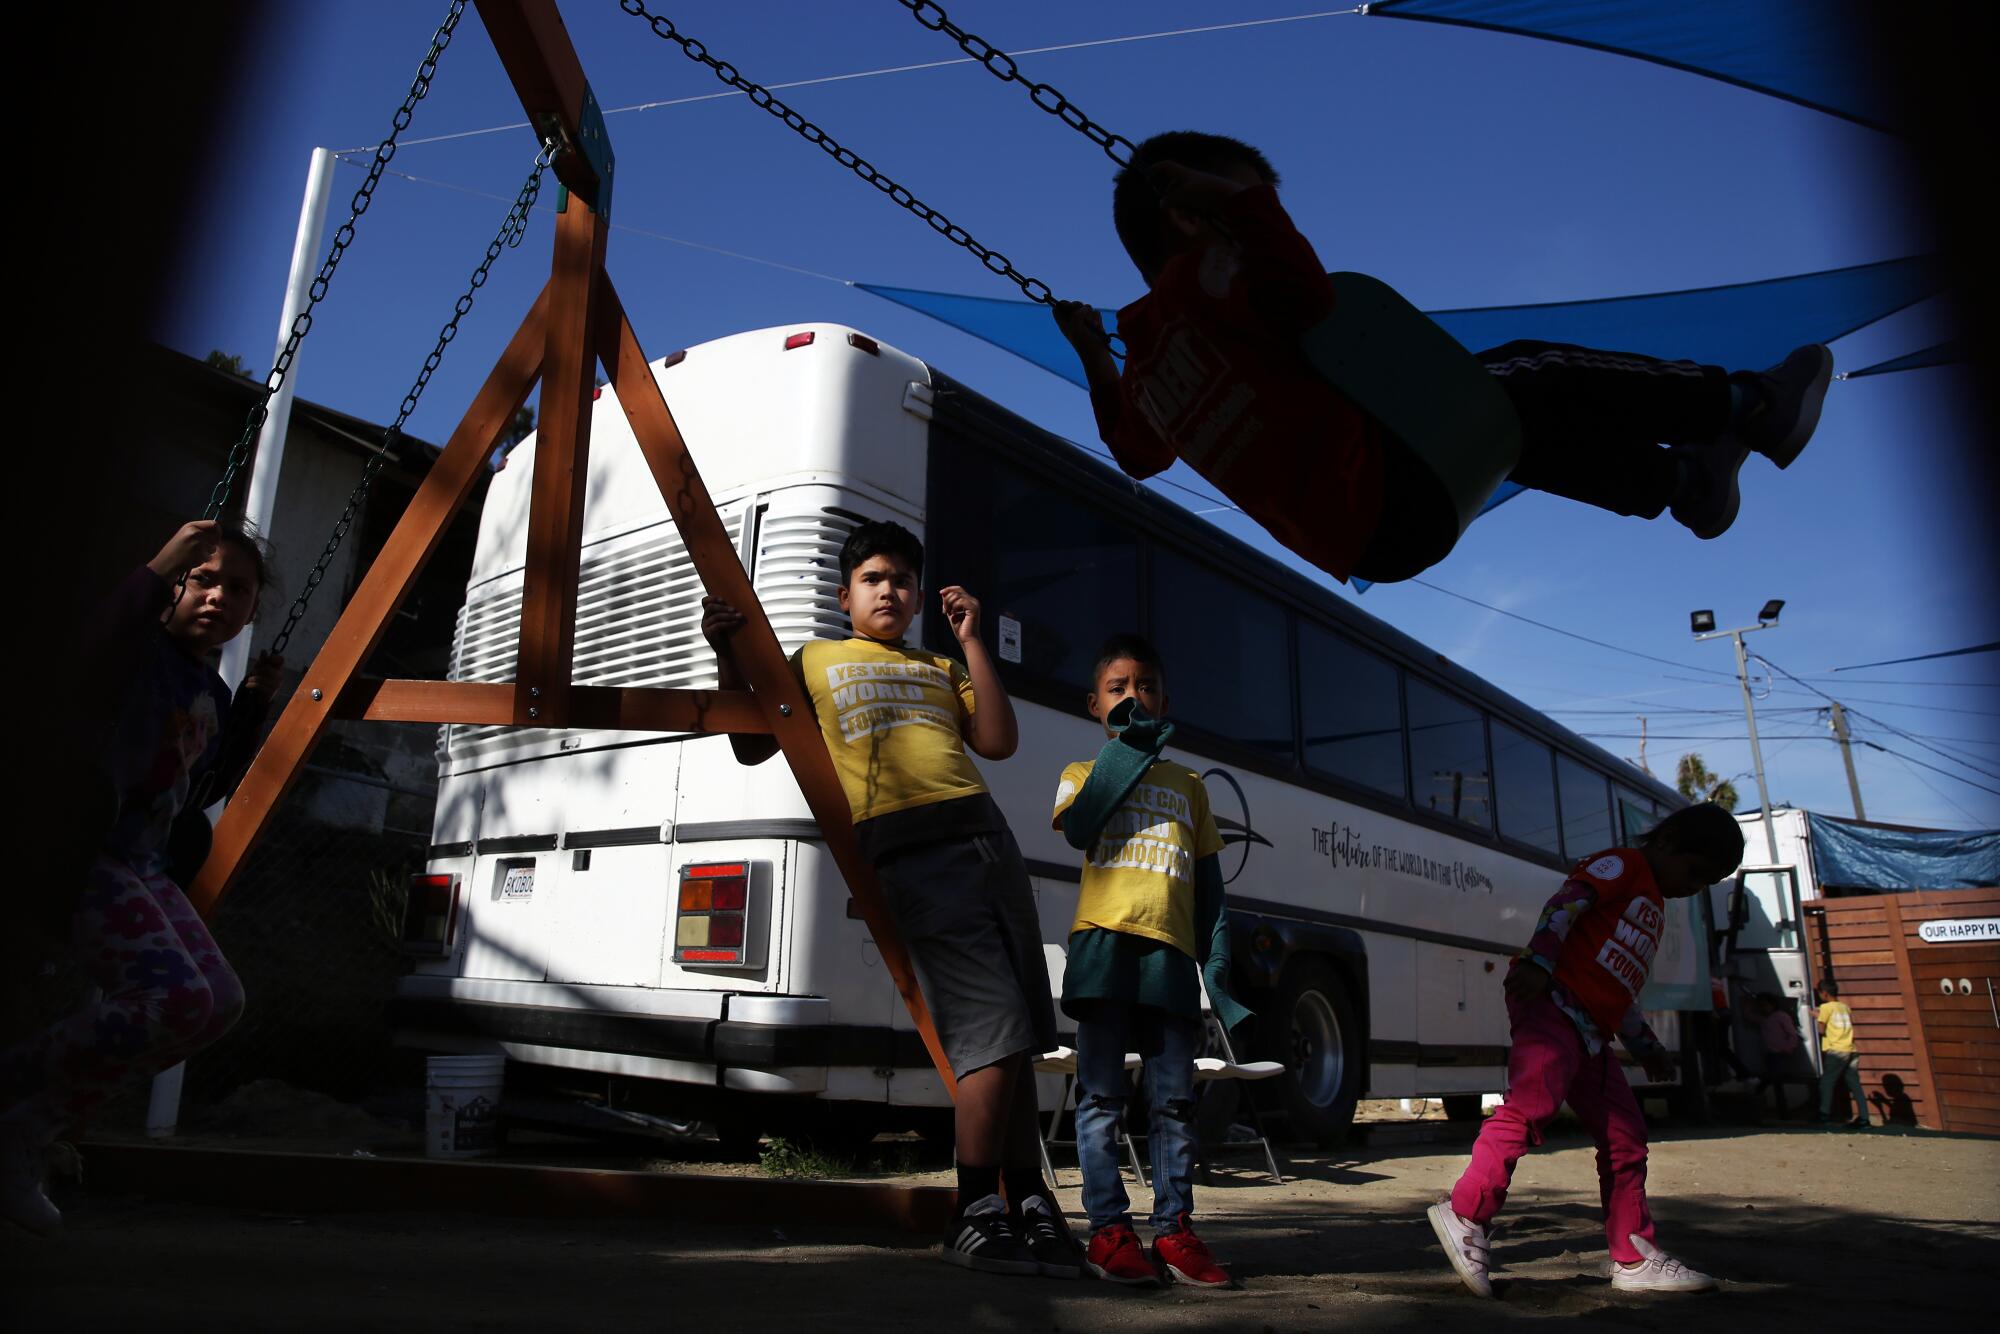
[1427,1200,1494,1298]
[2,1123,61,1236]
[1610,1235,1717,1293]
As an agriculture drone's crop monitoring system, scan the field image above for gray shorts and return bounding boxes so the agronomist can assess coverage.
[876,829,1058,1079]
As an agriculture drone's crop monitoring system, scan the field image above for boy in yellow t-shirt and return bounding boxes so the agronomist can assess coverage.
[1051,634,1250,1289]
[1814,979,1870,1128]
[702,520,1072,1279]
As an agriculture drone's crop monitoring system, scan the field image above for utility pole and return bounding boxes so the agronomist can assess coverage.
[1828,700,1867,821]
[1636,715,1651,775]
[1691,601,1786,865]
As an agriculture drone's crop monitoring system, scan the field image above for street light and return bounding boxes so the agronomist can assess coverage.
[1692,602,1785,864]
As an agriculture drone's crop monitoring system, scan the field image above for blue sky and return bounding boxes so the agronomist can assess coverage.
[161,2,1997,830]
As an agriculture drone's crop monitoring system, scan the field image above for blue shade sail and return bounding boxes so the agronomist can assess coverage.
[860,255,1940,396]
[1365,0,1896,132]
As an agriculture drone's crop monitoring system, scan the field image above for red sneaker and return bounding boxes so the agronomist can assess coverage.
[1086,1222,1161,1286]
[1152,1215,1231,1287]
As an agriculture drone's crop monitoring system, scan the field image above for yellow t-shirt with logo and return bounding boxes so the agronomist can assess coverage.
[1051,758,1224,956]
[1818,999,1856,1055]
[792,638,986,824]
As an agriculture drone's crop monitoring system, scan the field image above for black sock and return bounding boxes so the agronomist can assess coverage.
[956,1163,1000,1211]
[1003,1169,1053,1213]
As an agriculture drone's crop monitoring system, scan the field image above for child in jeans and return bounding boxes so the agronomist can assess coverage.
[1429,804,1744,1297]
[702,520,1076,1278]
[3,520,281,1234]
[1054,131,1834,584]
[1050,634,1250,1287]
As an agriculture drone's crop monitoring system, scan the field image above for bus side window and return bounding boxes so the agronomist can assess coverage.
[1151,548,1295,760]
[1406,678,1491,830]
[1299,622,1407,800]
[1493,721,1562,854]
[1556,756,1614,861]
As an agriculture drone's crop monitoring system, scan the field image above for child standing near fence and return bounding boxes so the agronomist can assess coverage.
[1428,803,1744,1297]
[3,520,281,1235]
[1050,634,1251,1287]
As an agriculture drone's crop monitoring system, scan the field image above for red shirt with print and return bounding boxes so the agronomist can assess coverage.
[1551,849,1668,1037]
[1089,185,1385,582]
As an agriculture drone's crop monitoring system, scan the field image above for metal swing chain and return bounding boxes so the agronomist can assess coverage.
[618,0,1099,331]
[894,0,1136,169]
[265,140,557,657]
[201,0,470,526]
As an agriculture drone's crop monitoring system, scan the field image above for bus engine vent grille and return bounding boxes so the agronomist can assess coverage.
[440,509,745,762]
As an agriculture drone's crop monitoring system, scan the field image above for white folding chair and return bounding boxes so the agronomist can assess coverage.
[1034,943,1147,1186]
[1189,974,1288,1184]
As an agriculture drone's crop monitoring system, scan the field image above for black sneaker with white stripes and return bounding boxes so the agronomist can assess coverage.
[1016,1195,1085,1278]
[940,1193,1040,1275]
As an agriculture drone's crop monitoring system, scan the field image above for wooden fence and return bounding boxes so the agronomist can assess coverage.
[1804,887,1999,1135]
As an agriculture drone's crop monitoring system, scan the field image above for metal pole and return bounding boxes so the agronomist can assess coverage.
[158,145,337,1139]
[1734,631,1782,864]
[217,145,338,694]
[1828,700,1867,821]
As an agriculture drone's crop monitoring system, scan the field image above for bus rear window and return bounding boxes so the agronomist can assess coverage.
[1493,721,1562,854]
[1151,548,1294,759]
[1299,621,1405,799]
[1558,756,1614,860]
[1407,679,1491,830]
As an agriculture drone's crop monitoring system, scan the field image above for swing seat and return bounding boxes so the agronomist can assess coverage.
[1300,272,1522,542]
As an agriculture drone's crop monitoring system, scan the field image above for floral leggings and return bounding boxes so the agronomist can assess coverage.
[2,856,243,1132]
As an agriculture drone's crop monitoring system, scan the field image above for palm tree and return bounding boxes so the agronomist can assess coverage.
[1676,753,1739,811]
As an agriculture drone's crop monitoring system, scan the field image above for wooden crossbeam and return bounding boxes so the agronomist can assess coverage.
[336,680,766,733]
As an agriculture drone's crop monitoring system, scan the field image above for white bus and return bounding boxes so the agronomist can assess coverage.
[391,321,1703,1147]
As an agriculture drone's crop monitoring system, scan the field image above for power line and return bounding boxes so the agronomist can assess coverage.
[1407,579,1735,678]
[1857,740,2000,799]
[335,8,1367,154]
[1758,652,2000,783]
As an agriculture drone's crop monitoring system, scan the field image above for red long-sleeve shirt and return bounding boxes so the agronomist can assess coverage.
[1091,185,1385,581]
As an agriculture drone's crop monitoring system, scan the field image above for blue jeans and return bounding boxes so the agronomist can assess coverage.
[1073,1001,1200,1234]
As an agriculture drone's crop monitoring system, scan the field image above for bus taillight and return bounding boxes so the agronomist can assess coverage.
[401,872,461,955]
[675,862,755,966]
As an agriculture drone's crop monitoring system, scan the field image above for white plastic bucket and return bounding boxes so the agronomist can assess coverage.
[425,1054,505,1159]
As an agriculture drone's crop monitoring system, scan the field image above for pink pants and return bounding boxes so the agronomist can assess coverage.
[1,856,244,1133]
[1449,993,1655,1264]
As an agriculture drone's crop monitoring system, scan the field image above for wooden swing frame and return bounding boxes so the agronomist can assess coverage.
[188,0,956,1095]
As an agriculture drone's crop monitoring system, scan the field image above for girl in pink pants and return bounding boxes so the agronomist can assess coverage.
[1429,803,1745,1298]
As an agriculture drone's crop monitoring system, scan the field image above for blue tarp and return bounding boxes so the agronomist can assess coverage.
[1367,0,1895,132]
[1809,816,2000,892]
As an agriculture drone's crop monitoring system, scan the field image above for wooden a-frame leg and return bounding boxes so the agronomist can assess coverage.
[512,198,607,727]
[187,284,553,920]
[595,278,958,1096]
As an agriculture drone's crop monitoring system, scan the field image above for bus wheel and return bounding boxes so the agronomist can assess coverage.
[1442,1094,1484,1123]
[1274,959,1362,1147]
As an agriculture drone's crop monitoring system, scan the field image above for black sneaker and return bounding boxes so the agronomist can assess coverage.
[1668,439,1750,540]
[940,1193,1040,1275]
[1016,1195,1084,1279]
[1729,344,1833,469]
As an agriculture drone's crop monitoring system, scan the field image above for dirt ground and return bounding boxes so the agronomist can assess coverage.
[6,1112,1996,1333]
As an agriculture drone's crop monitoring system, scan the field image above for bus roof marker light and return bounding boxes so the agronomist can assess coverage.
[847,333,880,355]
[783,331,816,350]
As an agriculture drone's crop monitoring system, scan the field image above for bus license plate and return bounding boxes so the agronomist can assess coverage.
[499,866,536,901]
